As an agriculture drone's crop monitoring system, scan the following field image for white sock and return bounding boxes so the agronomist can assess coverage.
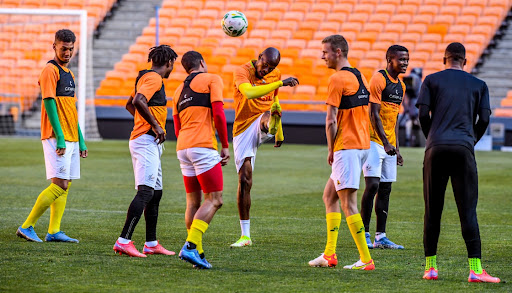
[117,237,131,244]
[375,232,386,241]
[145,240,158,247]
[240,220,250,238]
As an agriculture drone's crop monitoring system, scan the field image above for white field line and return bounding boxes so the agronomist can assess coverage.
[3,207,506,228]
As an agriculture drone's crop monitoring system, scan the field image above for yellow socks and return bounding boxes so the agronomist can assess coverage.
[324,212,342,256]
[22,183,65,229]
[186,219,209,251]
[48,182,71,234]
[346,213,372,263]
[269,98,282,135]
[187,227,203,254]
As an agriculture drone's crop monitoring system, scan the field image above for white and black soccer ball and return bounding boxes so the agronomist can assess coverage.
[221,11,248,37]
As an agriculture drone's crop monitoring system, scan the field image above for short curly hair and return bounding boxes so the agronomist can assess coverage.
[55,29,76,43]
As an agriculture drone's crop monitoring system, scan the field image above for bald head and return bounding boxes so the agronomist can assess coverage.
[254,47,281,78]
[260,47,281,64]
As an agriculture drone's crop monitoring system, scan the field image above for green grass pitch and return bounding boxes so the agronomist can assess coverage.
[0,138,510,292]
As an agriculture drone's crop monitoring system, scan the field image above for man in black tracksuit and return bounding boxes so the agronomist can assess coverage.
[417,42,500,283]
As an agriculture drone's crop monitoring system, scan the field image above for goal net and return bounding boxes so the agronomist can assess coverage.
[0,8,100,139]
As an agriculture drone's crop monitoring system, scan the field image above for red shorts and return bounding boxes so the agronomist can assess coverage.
[183,163,223,193]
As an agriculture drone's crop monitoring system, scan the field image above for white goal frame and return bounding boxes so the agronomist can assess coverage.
[0,8,88,129]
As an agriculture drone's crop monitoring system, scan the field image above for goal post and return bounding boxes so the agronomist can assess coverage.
[0,8,100,139]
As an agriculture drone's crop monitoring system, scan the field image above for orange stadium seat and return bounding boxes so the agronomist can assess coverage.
[444,0,465,8]
[332,3,353,14]
[396,4,418,15]
[478,16,500,27]
[385,23,406,34]
[439,5,461,17]
[418,5,439,16]
[374,4,396,15]
[226,1,247,11]
[461,6,481,18]
[357,32,378,43]
[427,24,448,35]
[378,32,400,43]
[92,0,508,109]
[247,1,267,13]
[326,12,348,23]
[421,34,443,44]
[414,14,434,25]
[484,7,505,18]
[256,20,277,30]
[262,11,282,22]
[433,15,455,27]
[347,13,370,25]
[401,32,422,44]
[311,3,331,14]
[290,2,310,13]
[268,2,289,14]
[407,23,428,34]
[364,23,384,33]
[341,22,362,33]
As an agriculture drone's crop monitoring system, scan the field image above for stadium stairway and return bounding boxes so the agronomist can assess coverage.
[92,0,163,90]
[475,9,512,109]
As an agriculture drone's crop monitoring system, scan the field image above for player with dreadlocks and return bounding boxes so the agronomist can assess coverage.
[113,45,178,257]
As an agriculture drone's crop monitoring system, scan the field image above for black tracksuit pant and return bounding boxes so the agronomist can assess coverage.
[423,144,481,258]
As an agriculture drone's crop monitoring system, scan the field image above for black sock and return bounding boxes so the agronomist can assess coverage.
[376,182,392,233]
[144,189,162,242]
[187,242,197,250]
[120,185,154,240]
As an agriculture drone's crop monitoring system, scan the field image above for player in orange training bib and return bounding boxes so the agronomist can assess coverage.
[231,47,299,247]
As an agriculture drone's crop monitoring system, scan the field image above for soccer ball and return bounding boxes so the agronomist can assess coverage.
[221,11,248,37]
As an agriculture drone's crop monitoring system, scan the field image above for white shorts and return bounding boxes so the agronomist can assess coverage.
[362,141,397,182]
[330,149,369,191]
[233,113,273,173]
[42,138,80,180]
[129,134,163,190]
[177,147,221,177]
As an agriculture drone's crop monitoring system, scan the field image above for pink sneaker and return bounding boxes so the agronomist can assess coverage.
[468,270,500,283]
[113,240,147,257]
[143,241,176,255]
[423,268,438,280]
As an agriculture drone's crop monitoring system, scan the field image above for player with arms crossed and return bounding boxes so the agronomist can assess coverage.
[173,51,230,269]
[418,42,499,283]
[17,29,87,243]
[309,35,375,270]
[113,45,177,257]
[361,45,409,250]
[231,47,299,247]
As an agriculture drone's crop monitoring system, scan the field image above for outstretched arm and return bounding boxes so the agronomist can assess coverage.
[238,77,299,100]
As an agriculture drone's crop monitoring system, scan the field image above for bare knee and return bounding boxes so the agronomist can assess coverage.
[209,192,224,209]
[52,178,69,190]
